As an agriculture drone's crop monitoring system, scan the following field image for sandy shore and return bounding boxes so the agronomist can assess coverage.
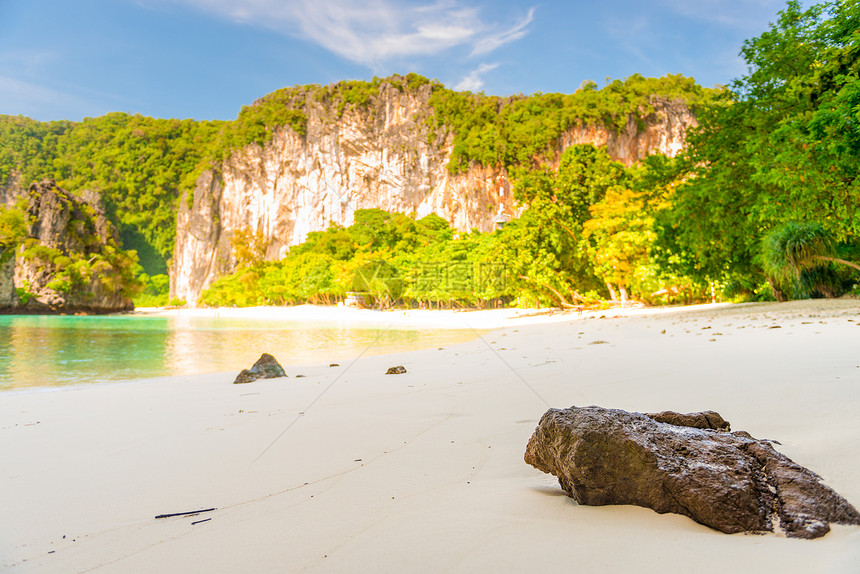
[3,299,859,573]
[133,301,754,329]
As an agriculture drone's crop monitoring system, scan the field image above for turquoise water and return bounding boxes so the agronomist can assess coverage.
[0,314,477,391]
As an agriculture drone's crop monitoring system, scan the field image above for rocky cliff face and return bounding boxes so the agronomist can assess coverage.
[0,180,135,313]
[172,85,697,305]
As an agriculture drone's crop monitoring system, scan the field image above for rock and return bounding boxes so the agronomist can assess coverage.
[233,353,287,384]
[1,180,135,314]
[385,365,407,375]
[644,410,730,431]
[170,79,698,305]
[329,363,339,367]
[524,405,860,539]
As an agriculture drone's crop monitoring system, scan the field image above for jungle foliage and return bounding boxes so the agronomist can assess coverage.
[428,74,716,173]
[2,1,857,309]
[199,146,699,309]
[660,0,860,299]
[0,72,709,279]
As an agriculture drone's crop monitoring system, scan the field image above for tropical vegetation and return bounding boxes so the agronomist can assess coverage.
[0,0,856,309]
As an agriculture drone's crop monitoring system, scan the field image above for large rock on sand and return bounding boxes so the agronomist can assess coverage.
[233,353,287,384]
[524,405,860,539]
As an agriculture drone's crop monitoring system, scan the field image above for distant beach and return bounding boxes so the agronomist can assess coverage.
[133,301,742,328]
[3,298,859,573]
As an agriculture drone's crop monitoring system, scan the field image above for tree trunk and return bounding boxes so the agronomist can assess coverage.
[606,282,618,302]
[813,256,860,273]
[767,277,788,302]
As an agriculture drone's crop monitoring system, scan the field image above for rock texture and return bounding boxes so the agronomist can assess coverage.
[644,410,730,431]
[233,353,287,384]
[385,365,407,375]
[0,180,134,314]
[524,405,860,539]
[172,81,698,305]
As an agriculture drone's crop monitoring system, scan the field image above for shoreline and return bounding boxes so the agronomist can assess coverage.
[132,300,748,330]
[3,298,859,572]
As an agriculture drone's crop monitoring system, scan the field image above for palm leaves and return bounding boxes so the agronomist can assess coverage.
[762,222,860,298]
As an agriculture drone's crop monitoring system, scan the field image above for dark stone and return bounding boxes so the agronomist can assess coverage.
[524,405,860,539]
[644,410,731,431]
[385,365,407,374]
[233,353,287,384]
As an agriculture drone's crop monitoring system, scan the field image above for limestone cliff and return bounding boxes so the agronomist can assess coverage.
[0,180,136,313]
[172,85,697,305]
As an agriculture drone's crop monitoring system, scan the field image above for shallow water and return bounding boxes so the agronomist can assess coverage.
[0,314,477,391]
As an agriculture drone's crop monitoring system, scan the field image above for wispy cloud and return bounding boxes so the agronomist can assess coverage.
[167,0,535,67]
[471,7,535,56]
[604,15,657,68]
[454,62,498,91]
[659,0,784,29]
[0,49,58,75]
[0,71,134,120]
[0,75,88,118]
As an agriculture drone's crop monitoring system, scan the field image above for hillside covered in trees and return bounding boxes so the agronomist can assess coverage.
[197,0,859,308]
[1,0,857,310]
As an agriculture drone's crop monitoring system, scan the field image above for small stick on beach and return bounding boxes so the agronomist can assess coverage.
[155,508,216,519]
[191,518,212,525]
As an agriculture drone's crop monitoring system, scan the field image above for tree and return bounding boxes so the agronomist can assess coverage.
[0,203,27,264]
[665,0,860,296]
[762,221,860,298]
[230,227,269,268]
[582,188,655,303]
[498,145,632,306]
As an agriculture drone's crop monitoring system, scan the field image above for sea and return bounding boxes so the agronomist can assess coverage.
[0,314,477,391]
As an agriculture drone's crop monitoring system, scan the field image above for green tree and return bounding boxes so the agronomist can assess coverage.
[582,188,655,303]
[762,221,860,298]
[498,145,630,306]
[665,0,860,297]
[0,203,27,264]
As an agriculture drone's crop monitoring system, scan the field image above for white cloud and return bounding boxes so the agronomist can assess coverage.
[471,7,535,56]
[167,0,535,67]
[0,71,134,121]
[0,74,58,103]
[454,62,498,92]
[659,0,785,29]
[0,76,96,119]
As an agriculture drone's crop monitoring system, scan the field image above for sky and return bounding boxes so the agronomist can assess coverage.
[0,0,795,122]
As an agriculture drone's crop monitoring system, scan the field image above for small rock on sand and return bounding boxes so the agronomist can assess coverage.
[234,353,287,384]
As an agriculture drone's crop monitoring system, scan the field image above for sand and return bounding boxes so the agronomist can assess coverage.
[2,299,859,573]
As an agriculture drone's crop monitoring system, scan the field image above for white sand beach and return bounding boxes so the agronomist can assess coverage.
[3,299,859,573]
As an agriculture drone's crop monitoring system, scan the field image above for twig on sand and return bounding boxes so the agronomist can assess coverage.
[191,518,212,525]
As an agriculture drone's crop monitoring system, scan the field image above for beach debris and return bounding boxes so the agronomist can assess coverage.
[233,353,287,384]
[386,365,407,375]
[524,405,860,539]
[330,363,340,367]
[155,507,216,519]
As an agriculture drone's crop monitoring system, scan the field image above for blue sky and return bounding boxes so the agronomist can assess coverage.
[0,0,793,122]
